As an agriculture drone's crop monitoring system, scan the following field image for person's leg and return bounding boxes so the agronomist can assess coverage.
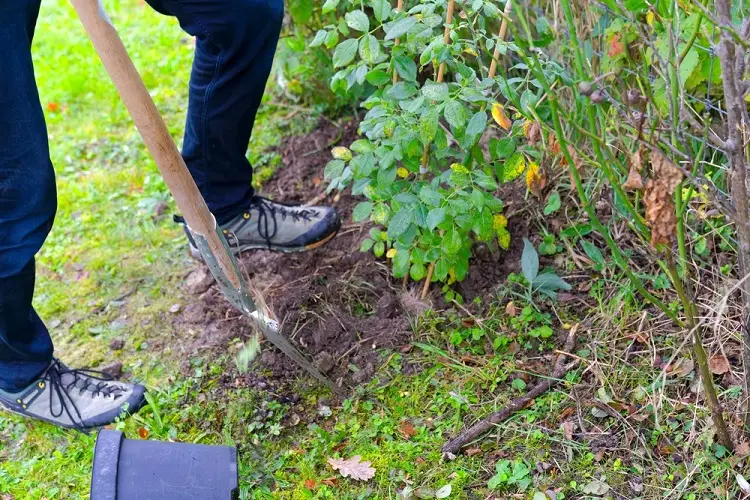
[147,0,284,224]
[0,0,56,392]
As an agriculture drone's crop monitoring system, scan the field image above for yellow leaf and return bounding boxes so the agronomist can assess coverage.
[464,46,478,56]
[497,227,511,250]
[646,10,655,26]
[386,248,397,259]
[502,153,526,182]
[526,162,541,189]
[331,147,352,161]
[491,103,512,130]
[397,167,409,179]
[450,163,470,174]
[493,214,508,232]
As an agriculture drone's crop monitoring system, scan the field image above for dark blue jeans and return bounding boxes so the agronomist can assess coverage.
[0,0,282,391]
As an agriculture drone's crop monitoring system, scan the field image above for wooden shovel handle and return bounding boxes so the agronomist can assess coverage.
[70,0,241,289]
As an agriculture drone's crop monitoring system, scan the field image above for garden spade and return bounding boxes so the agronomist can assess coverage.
[70,0,338,393]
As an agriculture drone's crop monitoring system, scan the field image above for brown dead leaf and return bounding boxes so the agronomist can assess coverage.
[321,477,338,487]
[736,442,750,456]
[594,449,606,462]
[304,479,317,490]
[644,178,677,247]
[622,168,644,191]
[709,354,731,375]
[651,150,683,194]
[465,447,483,457]
[559,406,575,420]
[398,421,418,440]
[548,133,561,156]
[505,301,517,317]
[137,427,149,440]
[561,421,575,441]
[627,331,649,343]
[666,357,694,378]
[327,456,376,481]
[526,162,547,198]
[524,121,542,144]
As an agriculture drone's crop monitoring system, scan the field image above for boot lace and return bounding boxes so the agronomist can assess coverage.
[45,359,125,429]
[252,196,317,248]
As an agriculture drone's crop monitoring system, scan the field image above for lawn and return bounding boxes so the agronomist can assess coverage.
[0,0,747,499]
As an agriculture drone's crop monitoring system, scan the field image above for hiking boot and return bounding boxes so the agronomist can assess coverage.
[178,196,341,257]
[0,358,146,431]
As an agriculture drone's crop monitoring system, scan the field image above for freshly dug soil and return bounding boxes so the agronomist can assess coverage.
[175,118,529,391]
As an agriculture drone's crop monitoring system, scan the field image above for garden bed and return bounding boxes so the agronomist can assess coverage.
[174,118,530,393]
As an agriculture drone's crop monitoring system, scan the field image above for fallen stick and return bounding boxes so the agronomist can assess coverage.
[442,327,578,456]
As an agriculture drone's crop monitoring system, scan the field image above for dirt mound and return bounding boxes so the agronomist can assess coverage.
[175,118,526,391]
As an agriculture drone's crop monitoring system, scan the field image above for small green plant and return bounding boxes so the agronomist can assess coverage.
[521,238,571,300]
[487,459,532,491]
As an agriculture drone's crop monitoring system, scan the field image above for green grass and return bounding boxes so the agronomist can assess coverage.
[0,1,745,499]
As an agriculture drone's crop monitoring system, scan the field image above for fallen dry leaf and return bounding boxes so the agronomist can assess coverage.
[561,421,575,441]
[548,133,561,156]
[321,477,338,487]
[709,354,731,375]
[465,447,483,457]
[327,456,376,481]
[735,442,750,456]
[608,33,625,57]
[398,420,417,440]
[304,479,317,490]
[558,406,575,420]
[137,427,149,439]
[622,168,644,191]
[505,301,517,316]
[666,357,694,378]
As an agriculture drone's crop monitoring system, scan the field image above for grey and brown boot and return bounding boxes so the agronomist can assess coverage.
[0,358,146,430]
[177,196,341,257]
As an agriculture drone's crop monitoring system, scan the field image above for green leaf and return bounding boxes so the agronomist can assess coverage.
[384,16,418,40]
[419,185,443,206]
[394,56,417,81]
[387,81,418,100]
[410,262,427,281]
[444,100,468,131]
[360,238,375,252]
[521,238,539,283]
[387,208,413,239]
[426,207,446,230]
[393,247,410,277]
[520,89,538,113]
[345,10,370,31]
[493,137,516,159]
[463,111,487,148]
[470,189,484,209]
[422,82,449,101]
[474,171,498,191]
[679,48,701,85]
[435,258,450,281]
[310,30,327,48]
[373,241,385,257]
[420,108,440,145]
[322,0,339,14]
[581,240,605,268]
[544,191,561,215]
[365,69,387,86]
[511,378,527,391]
[445,227,463,254]
[350,140,374,154]
[359,35,381,64]
[324,30,340,49]
[372,0,390,22]
[352,202,374,222]
[533,273,571,293]
[333,39,359,68]
[324,159,346,180]
[289,0,313,23]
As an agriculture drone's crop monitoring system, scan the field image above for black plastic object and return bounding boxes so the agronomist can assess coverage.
[90,429,239,500]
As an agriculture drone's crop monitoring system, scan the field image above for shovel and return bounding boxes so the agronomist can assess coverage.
[70,0,338,393]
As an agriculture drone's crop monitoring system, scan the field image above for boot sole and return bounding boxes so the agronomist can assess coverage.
[189,228,339,260]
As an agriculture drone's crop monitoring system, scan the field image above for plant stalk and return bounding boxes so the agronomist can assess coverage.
[488,0,513,79]
[392,0,404,84]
